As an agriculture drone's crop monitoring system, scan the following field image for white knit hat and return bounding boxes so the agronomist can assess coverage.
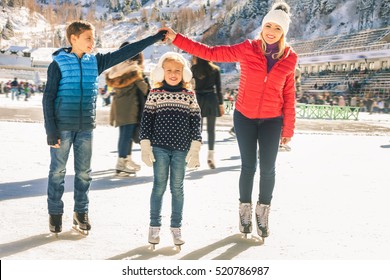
[261,3,291,35]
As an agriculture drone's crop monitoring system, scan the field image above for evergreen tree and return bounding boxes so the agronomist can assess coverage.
[123,0,131,15]
[2,19,14,40]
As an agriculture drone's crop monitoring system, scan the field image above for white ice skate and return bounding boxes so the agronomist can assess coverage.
[255,203,270,240]
[126,155,141,171]
[170,227,185,250]
[115,157,137,177]
[239,202,252,239]
[148,227,160,250]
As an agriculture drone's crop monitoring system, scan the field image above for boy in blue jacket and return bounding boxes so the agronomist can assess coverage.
[42,20,165,235]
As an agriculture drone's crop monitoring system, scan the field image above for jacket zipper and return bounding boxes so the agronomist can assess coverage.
[76,54,83,130]
[259,55,286,115]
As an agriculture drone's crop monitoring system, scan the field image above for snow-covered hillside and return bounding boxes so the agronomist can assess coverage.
[1,0,389,51]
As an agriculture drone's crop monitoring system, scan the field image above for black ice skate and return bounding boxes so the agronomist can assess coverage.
[239,202,252,239]
[49,214,62,236]
[72,212,91,235]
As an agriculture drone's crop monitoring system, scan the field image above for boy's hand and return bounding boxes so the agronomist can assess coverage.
[159,27,177,42]
[157,29,168,41]
[49,139,61,148]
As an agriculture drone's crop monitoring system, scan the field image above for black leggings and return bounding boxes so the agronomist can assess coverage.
[234,110,283,205]
[201,116,216,150]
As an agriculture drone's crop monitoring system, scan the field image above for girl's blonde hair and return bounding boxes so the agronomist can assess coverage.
[152,56,192,90]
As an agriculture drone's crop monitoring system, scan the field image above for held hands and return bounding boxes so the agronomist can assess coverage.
[159,27,177,42]
[140,139,156,167]
[185,141,201,169]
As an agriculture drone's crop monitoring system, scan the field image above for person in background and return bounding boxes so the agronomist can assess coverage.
[160,1,297,240]
[10,77,18,100]
[106,44,148,175]
[140,52,202,248]
[191,56,224,169]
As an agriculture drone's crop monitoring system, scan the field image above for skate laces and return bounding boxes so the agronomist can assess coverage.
[256,205,269,228]
[127,159,139,167]
[150,227,160,238]
[240,204,251,225]
[76,212,89,224]
[171,228,182,239]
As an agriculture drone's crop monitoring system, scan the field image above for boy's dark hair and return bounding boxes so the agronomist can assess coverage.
[66,20,94,45]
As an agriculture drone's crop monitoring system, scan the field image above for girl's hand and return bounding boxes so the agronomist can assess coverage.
[159,27,177,42]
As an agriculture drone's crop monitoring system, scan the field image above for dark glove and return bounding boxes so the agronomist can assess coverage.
[156,30,168,41]
[47,134,59,146]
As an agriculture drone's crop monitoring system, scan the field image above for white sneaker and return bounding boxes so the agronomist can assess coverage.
[148,227,160,244]
[170,227,185,245]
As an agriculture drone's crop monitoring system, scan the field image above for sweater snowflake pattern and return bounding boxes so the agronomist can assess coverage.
[140,83,202,151]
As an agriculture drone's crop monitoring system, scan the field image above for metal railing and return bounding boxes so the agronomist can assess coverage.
[296,104,360,120]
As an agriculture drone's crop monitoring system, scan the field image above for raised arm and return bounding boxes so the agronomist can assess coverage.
[159,27,247,63]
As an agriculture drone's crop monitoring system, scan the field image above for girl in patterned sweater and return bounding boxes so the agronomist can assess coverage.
[139,52,202,248]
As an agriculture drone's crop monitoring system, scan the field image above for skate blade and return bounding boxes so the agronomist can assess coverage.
[72,225,89,236]
[173,245,182,251]
[148,243,158,250]
[115,170,136,177]
[278,145,291,152]
[241,233,252,239]
[49,232,60,238]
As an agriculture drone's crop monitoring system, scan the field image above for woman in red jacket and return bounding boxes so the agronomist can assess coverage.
[161,2,297,239]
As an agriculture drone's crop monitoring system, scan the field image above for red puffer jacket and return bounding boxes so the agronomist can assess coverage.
[173,33,298,137]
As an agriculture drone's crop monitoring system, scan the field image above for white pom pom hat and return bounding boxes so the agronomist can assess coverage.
[261,5,291,35]
[151,52,192,83]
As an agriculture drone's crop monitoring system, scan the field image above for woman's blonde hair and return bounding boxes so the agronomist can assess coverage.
[260,32,286,60]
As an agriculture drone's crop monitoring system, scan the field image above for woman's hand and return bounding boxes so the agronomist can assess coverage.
[219,104,225,116]
[159,27,177,42]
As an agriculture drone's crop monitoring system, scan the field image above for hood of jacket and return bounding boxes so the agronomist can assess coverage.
[106,61,144,89]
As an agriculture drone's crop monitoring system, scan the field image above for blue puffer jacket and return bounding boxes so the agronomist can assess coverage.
[54,50,98,131]
[43,30,166,145]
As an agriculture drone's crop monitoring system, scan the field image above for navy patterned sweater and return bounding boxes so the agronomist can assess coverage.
[140,82,202,151]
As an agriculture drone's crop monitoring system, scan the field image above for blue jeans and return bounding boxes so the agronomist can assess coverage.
[118,124,136,158]
[234,110,283,205]
[11,88,18,100]
[150,147,187,228]
[47,130,93,214]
